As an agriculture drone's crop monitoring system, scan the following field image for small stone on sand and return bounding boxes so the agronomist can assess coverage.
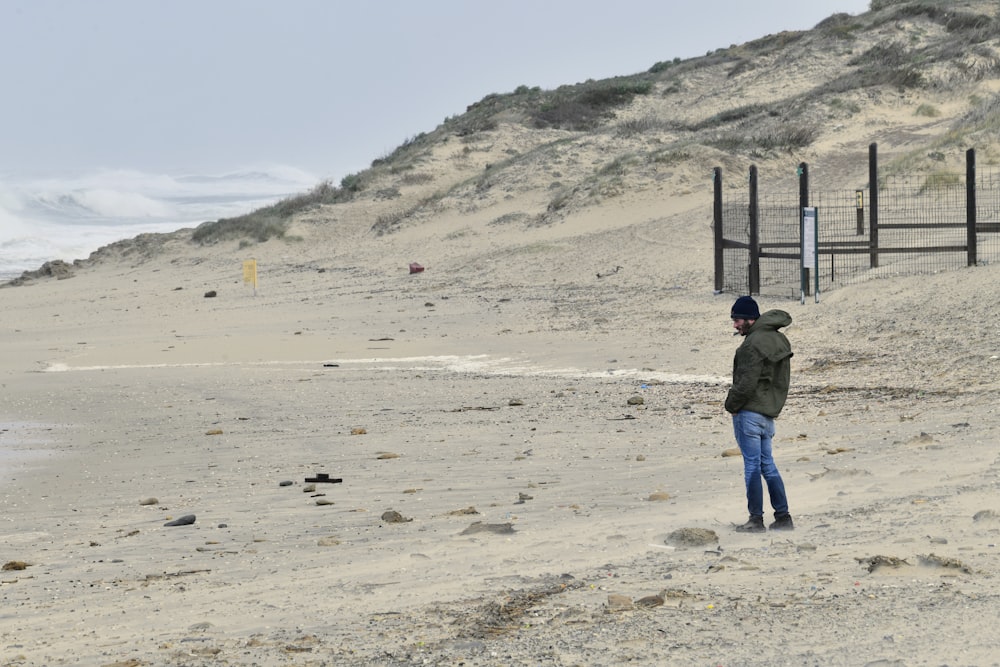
[164,514,196,527]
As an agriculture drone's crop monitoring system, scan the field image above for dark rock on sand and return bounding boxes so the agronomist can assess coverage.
[164,514,196,527]
[460,521,515,535]
[381,510,411,523]
[635,592,666,608]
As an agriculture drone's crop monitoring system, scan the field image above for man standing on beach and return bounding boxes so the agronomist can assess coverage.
[725,296,794,533]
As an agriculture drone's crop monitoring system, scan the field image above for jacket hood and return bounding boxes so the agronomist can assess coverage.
[752,309,792,331]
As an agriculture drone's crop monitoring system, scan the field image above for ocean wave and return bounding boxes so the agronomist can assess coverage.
[0,164,318,275]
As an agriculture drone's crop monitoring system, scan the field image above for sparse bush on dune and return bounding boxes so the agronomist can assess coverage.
[816,12,862,37]
[648,57,681,74]
[945,12,998,35]
[959,92,1000,130]
[877,1,998,40]
[824,42,925,92]
[598,154,639,177]
[741,30,807,54]
[689,104,772,132]
[867,4,1000,84]
[827,97,862,114]
[881,94,1000,175]
[370,132,432,168]
[399,172,434,185]
[187,0,1000,241]
[531,79,654,131]
[708,124,819,154]
[192,214,288,245]
[615,114,670,137]
[370,209,408,236]
[726,58,756,78]
[191,180,356,245]
[442,88,540,138]
[868,0,913,12]
[650,147,693,166]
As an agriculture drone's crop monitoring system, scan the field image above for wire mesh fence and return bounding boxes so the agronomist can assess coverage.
[715,147,1000,298]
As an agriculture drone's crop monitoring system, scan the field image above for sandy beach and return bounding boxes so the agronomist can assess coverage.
[2,191,1000,666]
[6,5,1000,662]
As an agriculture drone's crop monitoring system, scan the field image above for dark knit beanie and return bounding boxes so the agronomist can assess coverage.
[731,295,760,320]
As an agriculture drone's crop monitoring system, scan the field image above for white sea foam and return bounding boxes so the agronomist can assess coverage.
[0,165,319,278]
[39,355,729,385]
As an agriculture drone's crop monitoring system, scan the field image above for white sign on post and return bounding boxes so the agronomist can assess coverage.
[801,207,819,304]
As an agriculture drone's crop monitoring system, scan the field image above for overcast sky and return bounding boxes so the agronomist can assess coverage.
[0,0,871,183]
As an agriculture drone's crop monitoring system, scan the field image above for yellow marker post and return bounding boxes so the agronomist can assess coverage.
[242,259,258,295]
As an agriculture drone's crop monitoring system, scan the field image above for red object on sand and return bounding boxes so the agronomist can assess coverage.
[409,262,425,274]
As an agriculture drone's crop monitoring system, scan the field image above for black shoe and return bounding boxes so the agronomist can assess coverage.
[769,514,794,531]
[734,516,765,533]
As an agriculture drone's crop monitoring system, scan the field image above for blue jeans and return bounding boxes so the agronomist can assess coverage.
[732,410,789,518]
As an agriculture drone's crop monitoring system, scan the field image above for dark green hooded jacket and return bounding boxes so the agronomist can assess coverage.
[725,309,793,417]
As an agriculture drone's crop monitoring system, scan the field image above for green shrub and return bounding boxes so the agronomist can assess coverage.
[743,31,806,54]
[727,59,756,78]
[488,212,529,226]
[869,0,907,10]
[374,187,401,200]
[372,209,407,234]
[598,154,638,177]
[828,98,862,114]
[340,172,365,192]
[651,148,692,165]
[531,79,654,131]
[828,42,925,92]
[192,214,287,245]
[648,57,681,73]
[708,124,819,153]
[915,103,940,117]
[191,180,349,245]
[444,89,536,137]
[616,114,670,137]
[370,133,430,168]
[816,12,861,40]
[690,103,769,131]
[400,172,434,185]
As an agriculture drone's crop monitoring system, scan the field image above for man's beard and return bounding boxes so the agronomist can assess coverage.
[737,321,752,336]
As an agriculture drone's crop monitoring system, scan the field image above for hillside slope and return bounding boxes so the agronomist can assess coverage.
[61,1,1000,281]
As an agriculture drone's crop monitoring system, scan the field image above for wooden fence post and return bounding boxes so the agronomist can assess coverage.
[967,148,977,266]
[869,142,879,269]
[713,167,724,292]
[799,162,810,296]
[749,165,760,295]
